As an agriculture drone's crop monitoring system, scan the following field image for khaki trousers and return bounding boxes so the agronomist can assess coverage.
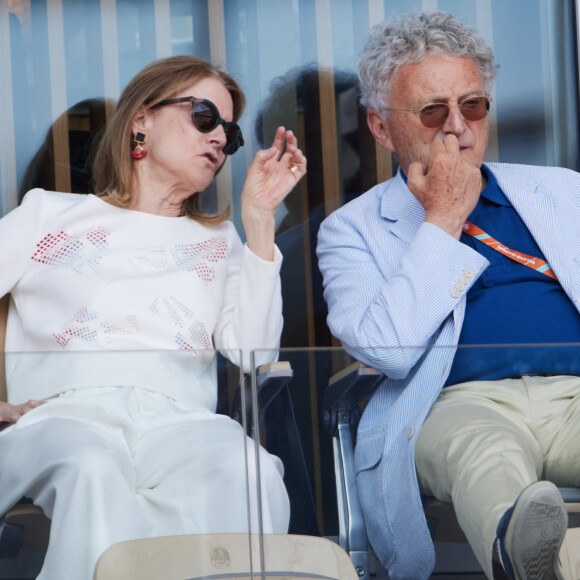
[415,375,580,579]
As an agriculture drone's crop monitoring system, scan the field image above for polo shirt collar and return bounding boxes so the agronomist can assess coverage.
[480,164,510,206]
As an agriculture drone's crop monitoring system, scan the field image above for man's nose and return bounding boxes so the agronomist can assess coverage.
[442,105,468,135]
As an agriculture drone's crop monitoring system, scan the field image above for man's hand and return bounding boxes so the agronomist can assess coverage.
[0,400,43,431]
[407,135,483,239]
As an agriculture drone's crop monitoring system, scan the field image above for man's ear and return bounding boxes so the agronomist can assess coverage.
[367,109,395,153]
[131,106,149,137]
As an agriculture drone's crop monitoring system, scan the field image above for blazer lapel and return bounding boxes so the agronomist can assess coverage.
[490,164,576,296]
[380,172,426,245]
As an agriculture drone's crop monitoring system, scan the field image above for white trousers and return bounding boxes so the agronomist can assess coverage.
[0,386,290,580]
[415,375,580,579]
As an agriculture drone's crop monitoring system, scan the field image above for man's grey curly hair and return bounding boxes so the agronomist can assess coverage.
[358,11,498,113]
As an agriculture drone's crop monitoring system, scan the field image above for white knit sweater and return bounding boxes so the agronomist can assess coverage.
[1,190,283,408]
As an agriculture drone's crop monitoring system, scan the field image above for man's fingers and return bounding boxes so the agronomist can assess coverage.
[430,137,446,154]
[407,161,425,181]
[442,133,460,152]
[431,134,459,158]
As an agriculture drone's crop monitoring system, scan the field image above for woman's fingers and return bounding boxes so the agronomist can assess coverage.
[21,399,44,413]
[0,400,44,424]
[280,150,306,178]
[271,126,287,154]
[0,402,23,423]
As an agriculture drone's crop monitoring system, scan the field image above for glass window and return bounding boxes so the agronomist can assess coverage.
[1,0,578,349]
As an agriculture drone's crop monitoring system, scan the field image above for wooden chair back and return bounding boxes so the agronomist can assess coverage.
[94,533,359,580]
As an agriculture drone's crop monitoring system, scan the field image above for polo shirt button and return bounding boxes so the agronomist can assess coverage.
[457,281,467,291]
[464,269,475,278]
[450,289,461,298]
[407,427,414,440]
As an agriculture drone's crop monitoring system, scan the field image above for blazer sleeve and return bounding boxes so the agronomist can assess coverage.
[317,201,489,379]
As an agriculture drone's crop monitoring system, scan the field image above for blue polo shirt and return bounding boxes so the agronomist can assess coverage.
[444,165,580,385]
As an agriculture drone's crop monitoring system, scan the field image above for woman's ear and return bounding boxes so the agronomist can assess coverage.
[131,106,149,137]
[367,109,395,153]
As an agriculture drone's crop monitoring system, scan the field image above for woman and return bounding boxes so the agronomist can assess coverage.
[0,55,306,579]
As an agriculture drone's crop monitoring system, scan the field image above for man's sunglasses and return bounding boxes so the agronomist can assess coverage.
[385,95,492,129]
[152,96,244,155]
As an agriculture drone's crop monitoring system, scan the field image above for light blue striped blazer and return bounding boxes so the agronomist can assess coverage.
[316,163,580,579]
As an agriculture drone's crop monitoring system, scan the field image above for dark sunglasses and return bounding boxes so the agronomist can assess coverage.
[386,95,492,128]
[152,96,244,155]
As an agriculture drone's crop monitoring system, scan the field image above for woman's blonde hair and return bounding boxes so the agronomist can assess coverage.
[92,55,245,225]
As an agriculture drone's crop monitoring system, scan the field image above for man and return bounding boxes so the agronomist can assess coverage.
[317,11,580,580]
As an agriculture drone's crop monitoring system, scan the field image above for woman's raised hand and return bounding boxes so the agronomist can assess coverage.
[241,127,306,261]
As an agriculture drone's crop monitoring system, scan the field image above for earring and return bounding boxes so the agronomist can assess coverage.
[131,132,147,159]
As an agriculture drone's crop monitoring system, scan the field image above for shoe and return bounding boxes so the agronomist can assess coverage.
[496,481,567,580]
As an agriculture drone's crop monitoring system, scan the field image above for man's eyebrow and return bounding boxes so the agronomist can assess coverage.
[418,90,486,106]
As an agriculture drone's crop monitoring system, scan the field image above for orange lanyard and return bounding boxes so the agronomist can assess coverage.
[463,221,558,281]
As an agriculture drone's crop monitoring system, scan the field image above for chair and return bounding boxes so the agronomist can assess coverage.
[0,501,50,562]
[251,361,320,536]
[0,295,51,565]
[322,362,580,578]
[321,362,382,580]
[94,533,359,580]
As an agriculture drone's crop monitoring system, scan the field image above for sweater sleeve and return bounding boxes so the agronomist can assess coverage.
[0,190,45,297]
[213,229,283,372]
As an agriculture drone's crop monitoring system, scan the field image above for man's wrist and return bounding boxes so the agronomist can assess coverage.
[424,213,467,240]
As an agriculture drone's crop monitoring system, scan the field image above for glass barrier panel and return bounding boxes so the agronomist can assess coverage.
[251,344,580,578]
[0,348,274,580]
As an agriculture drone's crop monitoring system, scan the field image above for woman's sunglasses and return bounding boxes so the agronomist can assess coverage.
[152,96,244,155]
[385,95,492,129]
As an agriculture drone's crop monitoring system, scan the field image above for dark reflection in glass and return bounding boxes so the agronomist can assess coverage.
[255,65,375,350]
[19,98,110,202]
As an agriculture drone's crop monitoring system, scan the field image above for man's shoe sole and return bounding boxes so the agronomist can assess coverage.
[505,481,567,580]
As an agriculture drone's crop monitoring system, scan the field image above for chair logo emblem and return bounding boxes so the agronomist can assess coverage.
[210,547,231,569]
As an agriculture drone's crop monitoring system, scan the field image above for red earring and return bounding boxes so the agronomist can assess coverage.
[131,132,147,159]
